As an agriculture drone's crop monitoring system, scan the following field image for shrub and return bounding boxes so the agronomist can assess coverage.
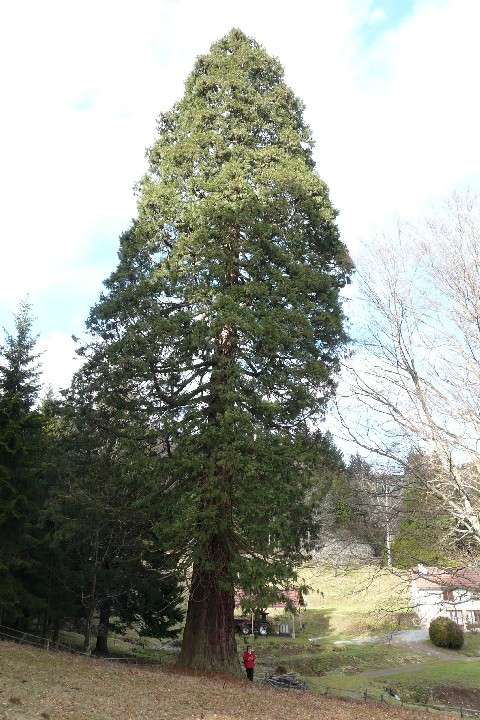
[429,616,464,649]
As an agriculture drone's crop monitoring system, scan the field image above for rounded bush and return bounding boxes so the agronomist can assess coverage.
[429,616,464,649]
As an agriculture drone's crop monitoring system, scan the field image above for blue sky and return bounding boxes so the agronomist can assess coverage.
[357,0,416,46]
[1,0,479,391]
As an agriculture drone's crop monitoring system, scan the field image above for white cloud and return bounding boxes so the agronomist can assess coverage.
[369,7,387,24]
[37,332,83,395]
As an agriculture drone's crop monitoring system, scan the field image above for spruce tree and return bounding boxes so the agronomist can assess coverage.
[0,300,44,624]
[85,29,351,673]
[46,378,184,653]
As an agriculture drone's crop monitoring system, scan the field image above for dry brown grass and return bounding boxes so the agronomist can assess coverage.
[0,642,456,720]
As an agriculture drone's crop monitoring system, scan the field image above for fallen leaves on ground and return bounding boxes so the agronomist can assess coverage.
[0,642,457,720]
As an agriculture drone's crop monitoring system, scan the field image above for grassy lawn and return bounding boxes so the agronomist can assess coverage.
[238,565,415,653]
[301,641,480,708]
[237,566,480,710]
[329,658,480,706]
[243,565,414,648]
[245,636,448,695]
[303,659,480,709]
[297,565,413,638]
[0,641,458,720]
[458,631,480,656]
[380,659,480,695]
[4,565,477,716]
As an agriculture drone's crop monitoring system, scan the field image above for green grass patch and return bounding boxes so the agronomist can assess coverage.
[245,634,437,678]
[293,565,414,639]
[460,631,480,656]
[307,653,480,706]
[382,658,480,687]
[366,658,480,705]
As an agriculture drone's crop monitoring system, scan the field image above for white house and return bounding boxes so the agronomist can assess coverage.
[410,564,480,629]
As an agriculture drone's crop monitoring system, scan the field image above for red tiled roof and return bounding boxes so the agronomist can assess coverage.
[410,566,480,591]
[234,589,305,609]
[268,590,305,608]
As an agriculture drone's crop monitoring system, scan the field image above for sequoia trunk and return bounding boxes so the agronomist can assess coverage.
[178,252,241,674]
[93,598,111,656]
[179,537,240,675]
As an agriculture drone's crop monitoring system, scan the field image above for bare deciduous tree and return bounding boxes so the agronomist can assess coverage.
[340,190,480,547]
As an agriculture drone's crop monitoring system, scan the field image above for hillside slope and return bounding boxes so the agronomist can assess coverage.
[0,642,455,720]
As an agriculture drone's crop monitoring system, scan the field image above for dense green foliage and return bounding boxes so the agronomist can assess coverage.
[429,615,464,649]
[81,28,351,672]
[45,379,184,653]
[0,300,45,624]
[0,302,183,652]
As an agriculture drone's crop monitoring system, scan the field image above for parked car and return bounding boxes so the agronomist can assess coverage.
[234,617,273,636]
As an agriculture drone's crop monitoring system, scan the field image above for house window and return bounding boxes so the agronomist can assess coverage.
[446,610,463,625]
[466,610,480,625]
[443,589,454,601]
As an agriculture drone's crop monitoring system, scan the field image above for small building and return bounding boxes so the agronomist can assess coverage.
[410,564,480,629]
[234,589,305,610]
[266,589,306,610]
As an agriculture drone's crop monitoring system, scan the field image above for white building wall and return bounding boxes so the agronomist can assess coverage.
[412,583,480,628]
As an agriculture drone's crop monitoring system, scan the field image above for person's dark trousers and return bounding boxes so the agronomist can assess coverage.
[246,668,254,681]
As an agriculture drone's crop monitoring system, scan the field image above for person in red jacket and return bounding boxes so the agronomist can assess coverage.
[243,645,256,681]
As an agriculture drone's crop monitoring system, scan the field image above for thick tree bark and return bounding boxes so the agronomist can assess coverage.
[41,608,49,645]
[178,244,241,674]
[83,621,92,653]
[179,537,240,675]
[52,618,60,648]
[93,598,111,656]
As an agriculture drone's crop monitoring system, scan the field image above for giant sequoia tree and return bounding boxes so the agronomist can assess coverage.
[84,29,351,673]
